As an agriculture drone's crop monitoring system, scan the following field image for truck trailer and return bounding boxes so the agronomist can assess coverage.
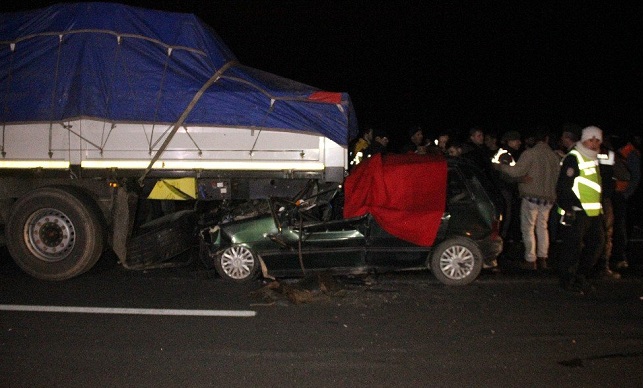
[0,3,358,280]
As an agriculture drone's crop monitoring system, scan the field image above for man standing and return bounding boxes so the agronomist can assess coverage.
[594,140,621,279]
[492,130,524,243]
[612,134,642,270]
[555,126,605,294]
[493,128,559,270]
[461,127,491,173]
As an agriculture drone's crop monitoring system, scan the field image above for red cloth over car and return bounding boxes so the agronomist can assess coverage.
[343,153,447,246]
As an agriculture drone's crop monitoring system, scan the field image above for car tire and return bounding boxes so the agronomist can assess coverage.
[429,237,482,286]
[215,245,259,282]
[6,186,105,281]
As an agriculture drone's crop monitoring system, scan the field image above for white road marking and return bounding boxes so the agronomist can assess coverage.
[0,304,256,317]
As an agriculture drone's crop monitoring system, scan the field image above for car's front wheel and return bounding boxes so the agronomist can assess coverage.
[215,245,259,282]
[429,237,482,286]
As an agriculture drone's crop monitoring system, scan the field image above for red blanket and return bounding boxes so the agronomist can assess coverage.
[343,153,447,246]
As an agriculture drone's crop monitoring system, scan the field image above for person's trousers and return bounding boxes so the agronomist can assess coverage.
[612,192,629,264]
[598,197,614,268]
[557,211,605,280]
[520,198,553,262]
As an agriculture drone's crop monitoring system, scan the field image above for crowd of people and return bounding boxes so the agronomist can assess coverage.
[348,123,642,295]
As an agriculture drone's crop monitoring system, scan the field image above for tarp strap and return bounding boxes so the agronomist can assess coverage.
[1,43,16,157]
[138,60,238,186]
[248,99,276,155]
[149,46,173,153]
[48,35,64,158]
[98,36,125,153]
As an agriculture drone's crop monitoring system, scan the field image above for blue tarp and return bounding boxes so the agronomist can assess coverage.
[0,2,358,146]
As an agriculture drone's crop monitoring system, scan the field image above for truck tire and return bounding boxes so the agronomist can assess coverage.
[6,186,105,281]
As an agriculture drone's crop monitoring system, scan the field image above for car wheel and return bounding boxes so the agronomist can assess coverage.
[215,245,259,282]
[429,237,482,286]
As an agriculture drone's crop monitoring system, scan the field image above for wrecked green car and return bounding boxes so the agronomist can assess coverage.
[199,154,502,286]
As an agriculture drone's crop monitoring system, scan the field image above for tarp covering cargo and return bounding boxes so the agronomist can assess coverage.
[0,2,357,146]
[343,153,447,246]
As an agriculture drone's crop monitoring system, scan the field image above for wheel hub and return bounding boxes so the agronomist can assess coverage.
[440,245,474,280]
[221,246,255,280]
[26,209,75,262]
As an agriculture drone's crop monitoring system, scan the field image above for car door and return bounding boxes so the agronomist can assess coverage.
[365,214,428,268]
[291,215,368,270]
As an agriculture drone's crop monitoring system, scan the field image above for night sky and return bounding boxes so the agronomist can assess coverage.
[3,1,642,146]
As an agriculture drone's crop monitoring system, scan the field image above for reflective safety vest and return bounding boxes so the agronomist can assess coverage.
[559,149,602,216]
[491,147,516,166]
[350,138,370,167]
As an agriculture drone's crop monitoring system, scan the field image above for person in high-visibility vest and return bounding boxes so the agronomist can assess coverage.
[349,127,374,169]
[555,126,605,295]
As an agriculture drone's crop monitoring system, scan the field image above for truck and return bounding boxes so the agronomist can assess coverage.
[0,3,358,280]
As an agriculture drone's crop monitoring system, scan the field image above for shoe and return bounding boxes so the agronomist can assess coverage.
[562,280,584,295]
[614,260,629,270]
[483,259,498,269]
[575,276,596,294]
[484,266,501,274]
[537,257,549,270]
[518,260,537,270]
[598,268,621,280]
[561,277,595,295]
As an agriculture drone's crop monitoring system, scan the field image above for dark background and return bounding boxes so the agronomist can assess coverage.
[3,1,642,146]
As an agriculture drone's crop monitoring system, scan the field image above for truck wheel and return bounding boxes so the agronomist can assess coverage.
[429,237,482,286]
[6,187,105,281]
[215,245,258,282]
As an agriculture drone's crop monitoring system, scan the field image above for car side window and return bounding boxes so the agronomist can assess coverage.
[447,168,469,204]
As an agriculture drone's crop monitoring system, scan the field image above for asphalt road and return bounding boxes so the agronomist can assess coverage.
[0,247,642,388]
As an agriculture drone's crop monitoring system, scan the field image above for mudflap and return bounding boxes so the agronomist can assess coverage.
[111,187,138,265]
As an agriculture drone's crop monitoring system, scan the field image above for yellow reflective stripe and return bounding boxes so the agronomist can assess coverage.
[576,176,601,192]
[567,149,602,216]
[0,160,70,169]
[578,160,597,169]
[569,150,582,160]
[582,168,597,175]
[572,180,581,199]
[350,151,363,166]
[569,150,598,169]
[80,160,325,170]
[491,148,507,164]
